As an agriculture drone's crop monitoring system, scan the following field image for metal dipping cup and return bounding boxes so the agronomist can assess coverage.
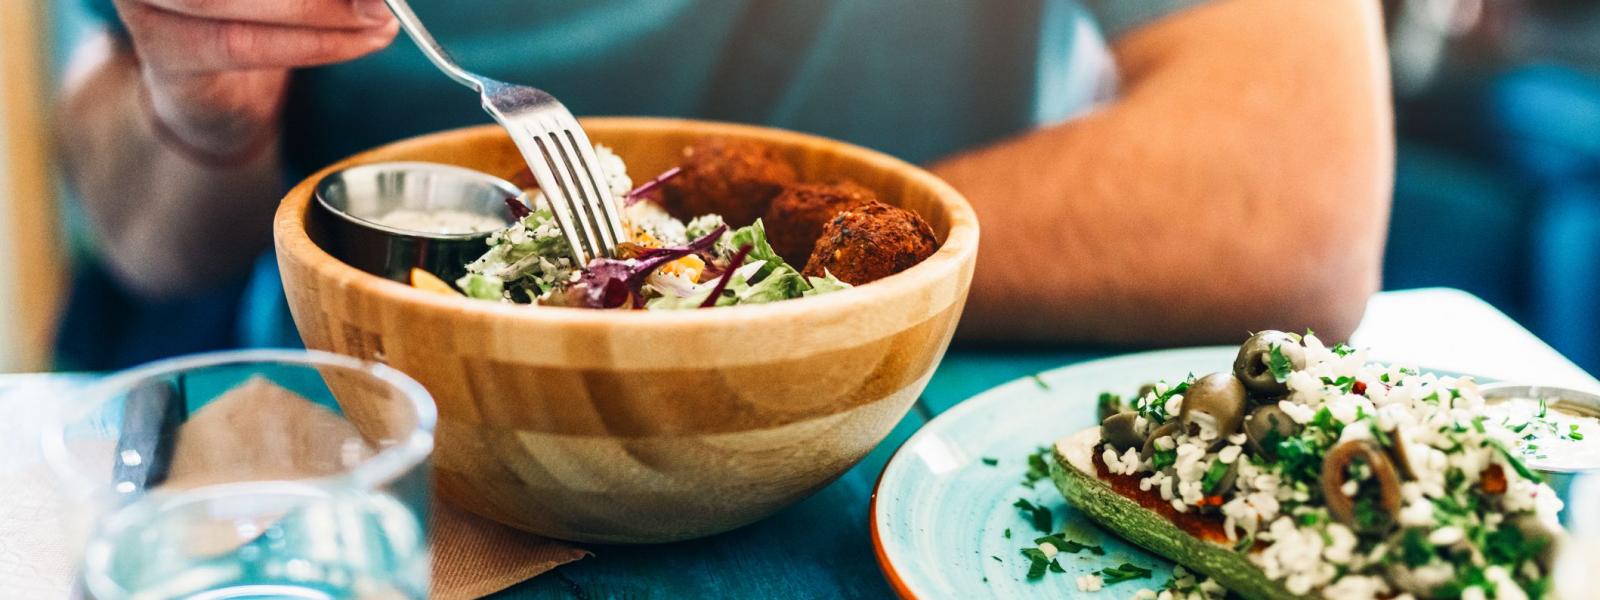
[1479,383,1600,501]
[312,162,523,283]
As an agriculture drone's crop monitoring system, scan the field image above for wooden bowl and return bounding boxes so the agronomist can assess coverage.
[274,118,979,543]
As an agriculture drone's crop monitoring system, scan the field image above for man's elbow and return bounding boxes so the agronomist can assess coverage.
[1224,212,1386,344]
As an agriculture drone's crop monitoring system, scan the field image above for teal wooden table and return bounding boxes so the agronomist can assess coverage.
[497,349,1095,599]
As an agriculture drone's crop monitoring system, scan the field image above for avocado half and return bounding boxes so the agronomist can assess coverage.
[1050,428,1304,600]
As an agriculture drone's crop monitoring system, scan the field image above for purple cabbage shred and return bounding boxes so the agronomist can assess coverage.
[566,223,728,309]
[699,244,752,308]
[505,196,532,220]
[624,167,683,207]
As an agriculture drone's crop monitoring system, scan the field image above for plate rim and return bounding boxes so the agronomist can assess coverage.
[869,346,1237,599]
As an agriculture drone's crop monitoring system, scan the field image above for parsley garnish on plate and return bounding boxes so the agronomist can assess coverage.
[981,456,999,467]
[1033,534,1106,556]
[1019,548,1061,579]
[1098,562,1154,584]
[1030,373,1052,390]
[1013,498,1053,533]
[1023,446,1052,486]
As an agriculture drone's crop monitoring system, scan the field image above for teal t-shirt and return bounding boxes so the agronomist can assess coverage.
[83,0,1201,348]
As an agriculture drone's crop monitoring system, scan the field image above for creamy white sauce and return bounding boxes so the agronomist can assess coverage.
[1484,397,1600,471]
[372,209,505,234]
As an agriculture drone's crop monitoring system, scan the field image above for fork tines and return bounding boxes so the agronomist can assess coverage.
[515,117,627,266]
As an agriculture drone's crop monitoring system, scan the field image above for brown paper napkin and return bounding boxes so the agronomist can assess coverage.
[168,377,589,599]
[430,501,589,599]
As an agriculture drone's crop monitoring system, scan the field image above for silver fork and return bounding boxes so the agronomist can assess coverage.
[383,0,626,265]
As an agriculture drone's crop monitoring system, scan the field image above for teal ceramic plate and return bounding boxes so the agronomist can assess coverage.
[870,347,1238,599]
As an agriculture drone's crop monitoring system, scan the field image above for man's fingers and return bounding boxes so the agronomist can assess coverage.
[134,0,392,29]
[122,1,399,73]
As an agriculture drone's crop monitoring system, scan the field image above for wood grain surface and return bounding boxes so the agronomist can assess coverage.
[273,118,980,543]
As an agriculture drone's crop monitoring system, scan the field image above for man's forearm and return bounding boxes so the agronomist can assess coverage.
[60,35,285,299]
[936,0,1394,345]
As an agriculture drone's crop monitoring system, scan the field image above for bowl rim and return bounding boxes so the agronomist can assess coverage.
[274,117,980,331]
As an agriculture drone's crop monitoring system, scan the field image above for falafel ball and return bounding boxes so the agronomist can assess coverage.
[661,137,799,227]
[763,180,877,267]
[803,201,938,285]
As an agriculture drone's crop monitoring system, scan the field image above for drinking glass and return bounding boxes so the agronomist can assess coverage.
[43,349,436,600]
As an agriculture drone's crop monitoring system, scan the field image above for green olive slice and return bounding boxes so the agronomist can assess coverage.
[1101,411,1146,452]
[1321,440,1403,532]
[1141,421,1184,463]
[1385,427,1419,481]
[1178,373,1248,440]
[1243,404,1300,459]
[1233,330,1306,398]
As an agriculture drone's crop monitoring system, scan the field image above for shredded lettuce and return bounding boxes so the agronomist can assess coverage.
[803,270,852,296]
[724,220,786,282]
[457,273,505,300]
[463,200,852,309]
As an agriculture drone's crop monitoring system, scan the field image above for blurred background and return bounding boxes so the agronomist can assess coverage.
[0,0,1596,375]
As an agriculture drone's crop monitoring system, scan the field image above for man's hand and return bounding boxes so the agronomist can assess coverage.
[111,0,399,156]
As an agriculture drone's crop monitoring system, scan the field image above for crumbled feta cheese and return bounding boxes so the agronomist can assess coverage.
[1429,526,1464,547]
[1076,574,1103,592]
[1038,542,1058,559]
[1218,444,1243,465]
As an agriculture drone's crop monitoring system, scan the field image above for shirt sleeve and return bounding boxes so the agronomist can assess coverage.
[1083,0,1211,39]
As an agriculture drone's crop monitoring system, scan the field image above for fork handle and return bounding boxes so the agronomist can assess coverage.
[383,0,482,91]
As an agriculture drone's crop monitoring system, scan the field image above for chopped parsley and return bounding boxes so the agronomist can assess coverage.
[1097,392,1124,420]
[1030,373,1051,390]
[1487,439,1544,483]
[981,457,999,467]
[1309,407,1341,432]
[1136,378,1192,425]
[1013,498,1053,533]
[1267,345,1294,383]
[1151,448,1178,471]
[1201,459,1230,494]
[1019,548,1052,579]
[1004,528,1011,539]
[1098,562,1154,584]
[1275,434,1326,484]
[1034,534,1105,556]
[1331,342,1356,357]
[1018,547,1065,579]
[1321,375,1357,394]
[1023,447,1052,486]
[1234,531,1256,553]
[1399,528,1432,567]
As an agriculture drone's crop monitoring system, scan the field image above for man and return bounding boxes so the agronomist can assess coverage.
[59,0,1392,362]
